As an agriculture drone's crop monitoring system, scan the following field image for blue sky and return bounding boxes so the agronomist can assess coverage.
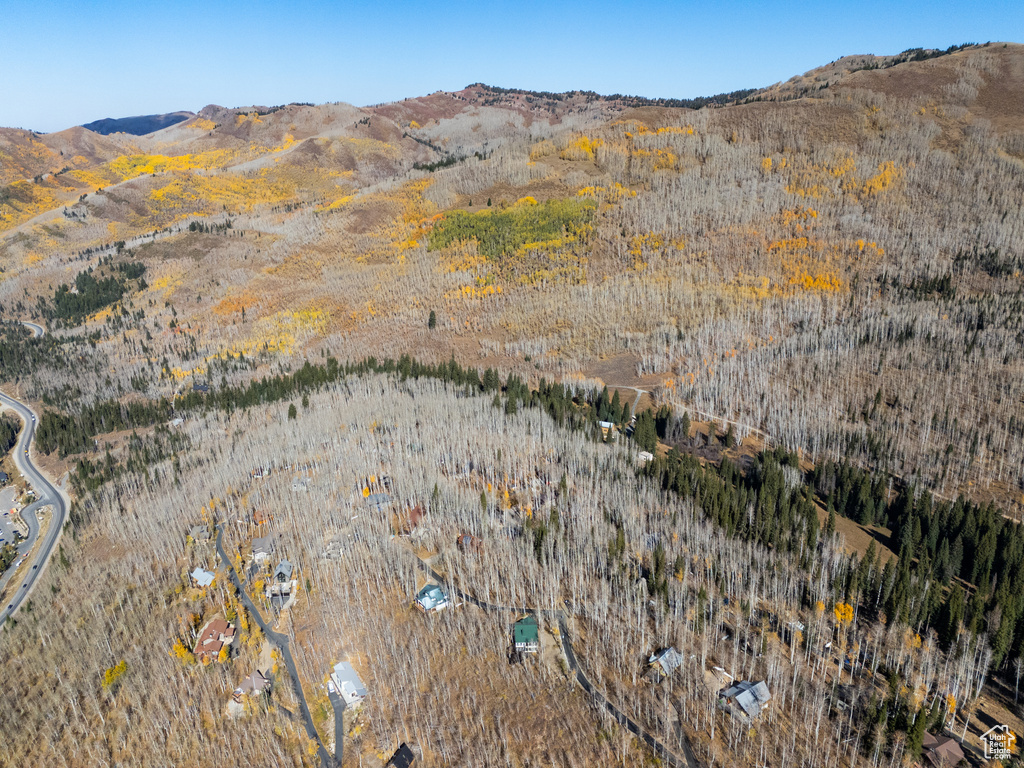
[1,0,1020,132]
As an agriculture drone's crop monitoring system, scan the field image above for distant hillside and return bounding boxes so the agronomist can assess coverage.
[81,111,195,136]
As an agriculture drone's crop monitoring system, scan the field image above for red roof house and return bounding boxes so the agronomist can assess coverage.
[194,618,236,661]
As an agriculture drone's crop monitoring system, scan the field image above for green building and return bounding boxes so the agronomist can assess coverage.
[513,615,539,653]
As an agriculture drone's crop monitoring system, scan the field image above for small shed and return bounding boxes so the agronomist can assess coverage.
[648,647,683,679]
[513,615,539,653]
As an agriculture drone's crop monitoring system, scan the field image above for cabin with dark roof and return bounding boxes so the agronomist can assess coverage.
[387,743,415,768]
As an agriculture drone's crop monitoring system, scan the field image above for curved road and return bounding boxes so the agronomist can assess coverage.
[0,326,71,626]
[214,527,337,767]
[412,555,698,768]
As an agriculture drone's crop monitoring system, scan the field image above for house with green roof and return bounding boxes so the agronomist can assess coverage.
[415,584,450,613]
[513,615,539,653]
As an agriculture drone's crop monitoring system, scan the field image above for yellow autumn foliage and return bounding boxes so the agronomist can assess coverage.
[560,135,604,161]
[833,602,854,623]
[223,308,330,358]
[860,161,903,197]
[149,170,298,212]
[576,182,637,203]
[102,660,128,690]
[170,637,195,664]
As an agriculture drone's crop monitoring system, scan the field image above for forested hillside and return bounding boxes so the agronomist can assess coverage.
[1,41,1024,768]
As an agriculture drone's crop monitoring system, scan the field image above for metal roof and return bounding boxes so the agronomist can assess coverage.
[331,661,368,702]
[513,615,539,644]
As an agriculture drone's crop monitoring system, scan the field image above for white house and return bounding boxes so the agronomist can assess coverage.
[330,661,368,706]
[190,567,215,588]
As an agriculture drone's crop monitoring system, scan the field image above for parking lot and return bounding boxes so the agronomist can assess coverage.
[0,486,23,553]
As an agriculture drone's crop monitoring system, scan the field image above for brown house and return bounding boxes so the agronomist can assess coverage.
[233,669,270,702]
[392,504,425,535]
[194,618,235,661]
[921,732,964,767]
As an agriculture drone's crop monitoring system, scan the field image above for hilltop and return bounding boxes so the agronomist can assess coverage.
[81,111,196,136]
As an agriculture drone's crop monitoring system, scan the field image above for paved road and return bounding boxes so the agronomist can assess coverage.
[410,555,698,768]
[0,364,70,626]
[215,527,335,768]
[19,321,45,339]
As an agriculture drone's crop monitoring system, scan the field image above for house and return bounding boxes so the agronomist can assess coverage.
[457,532,482,553]
[718,680,771,721]
[330,661,368,706]
[415,584,449,612]
[192,382,210,394]
[189,524,211,544]
[274,560,294,583]
[194,618,235,661]
[598,420,618,440]
[266,559,297,603]
[366,492,391,510]
[636,451,654,465]
[387,743,415,768]
[190,567,215,588]
[922,732,965,767]
[513,615,539,653]
[251,534,275,563]
[233,669,270,703]
[648,647,683,679]
[392,504,424,535]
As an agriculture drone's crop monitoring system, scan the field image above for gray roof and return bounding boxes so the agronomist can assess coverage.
[252,535,275,554]
[331,661,368,701]
[721,680,771,719]
[236,669,270,695]
[274,560,294,581]
[649,647,683,675]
